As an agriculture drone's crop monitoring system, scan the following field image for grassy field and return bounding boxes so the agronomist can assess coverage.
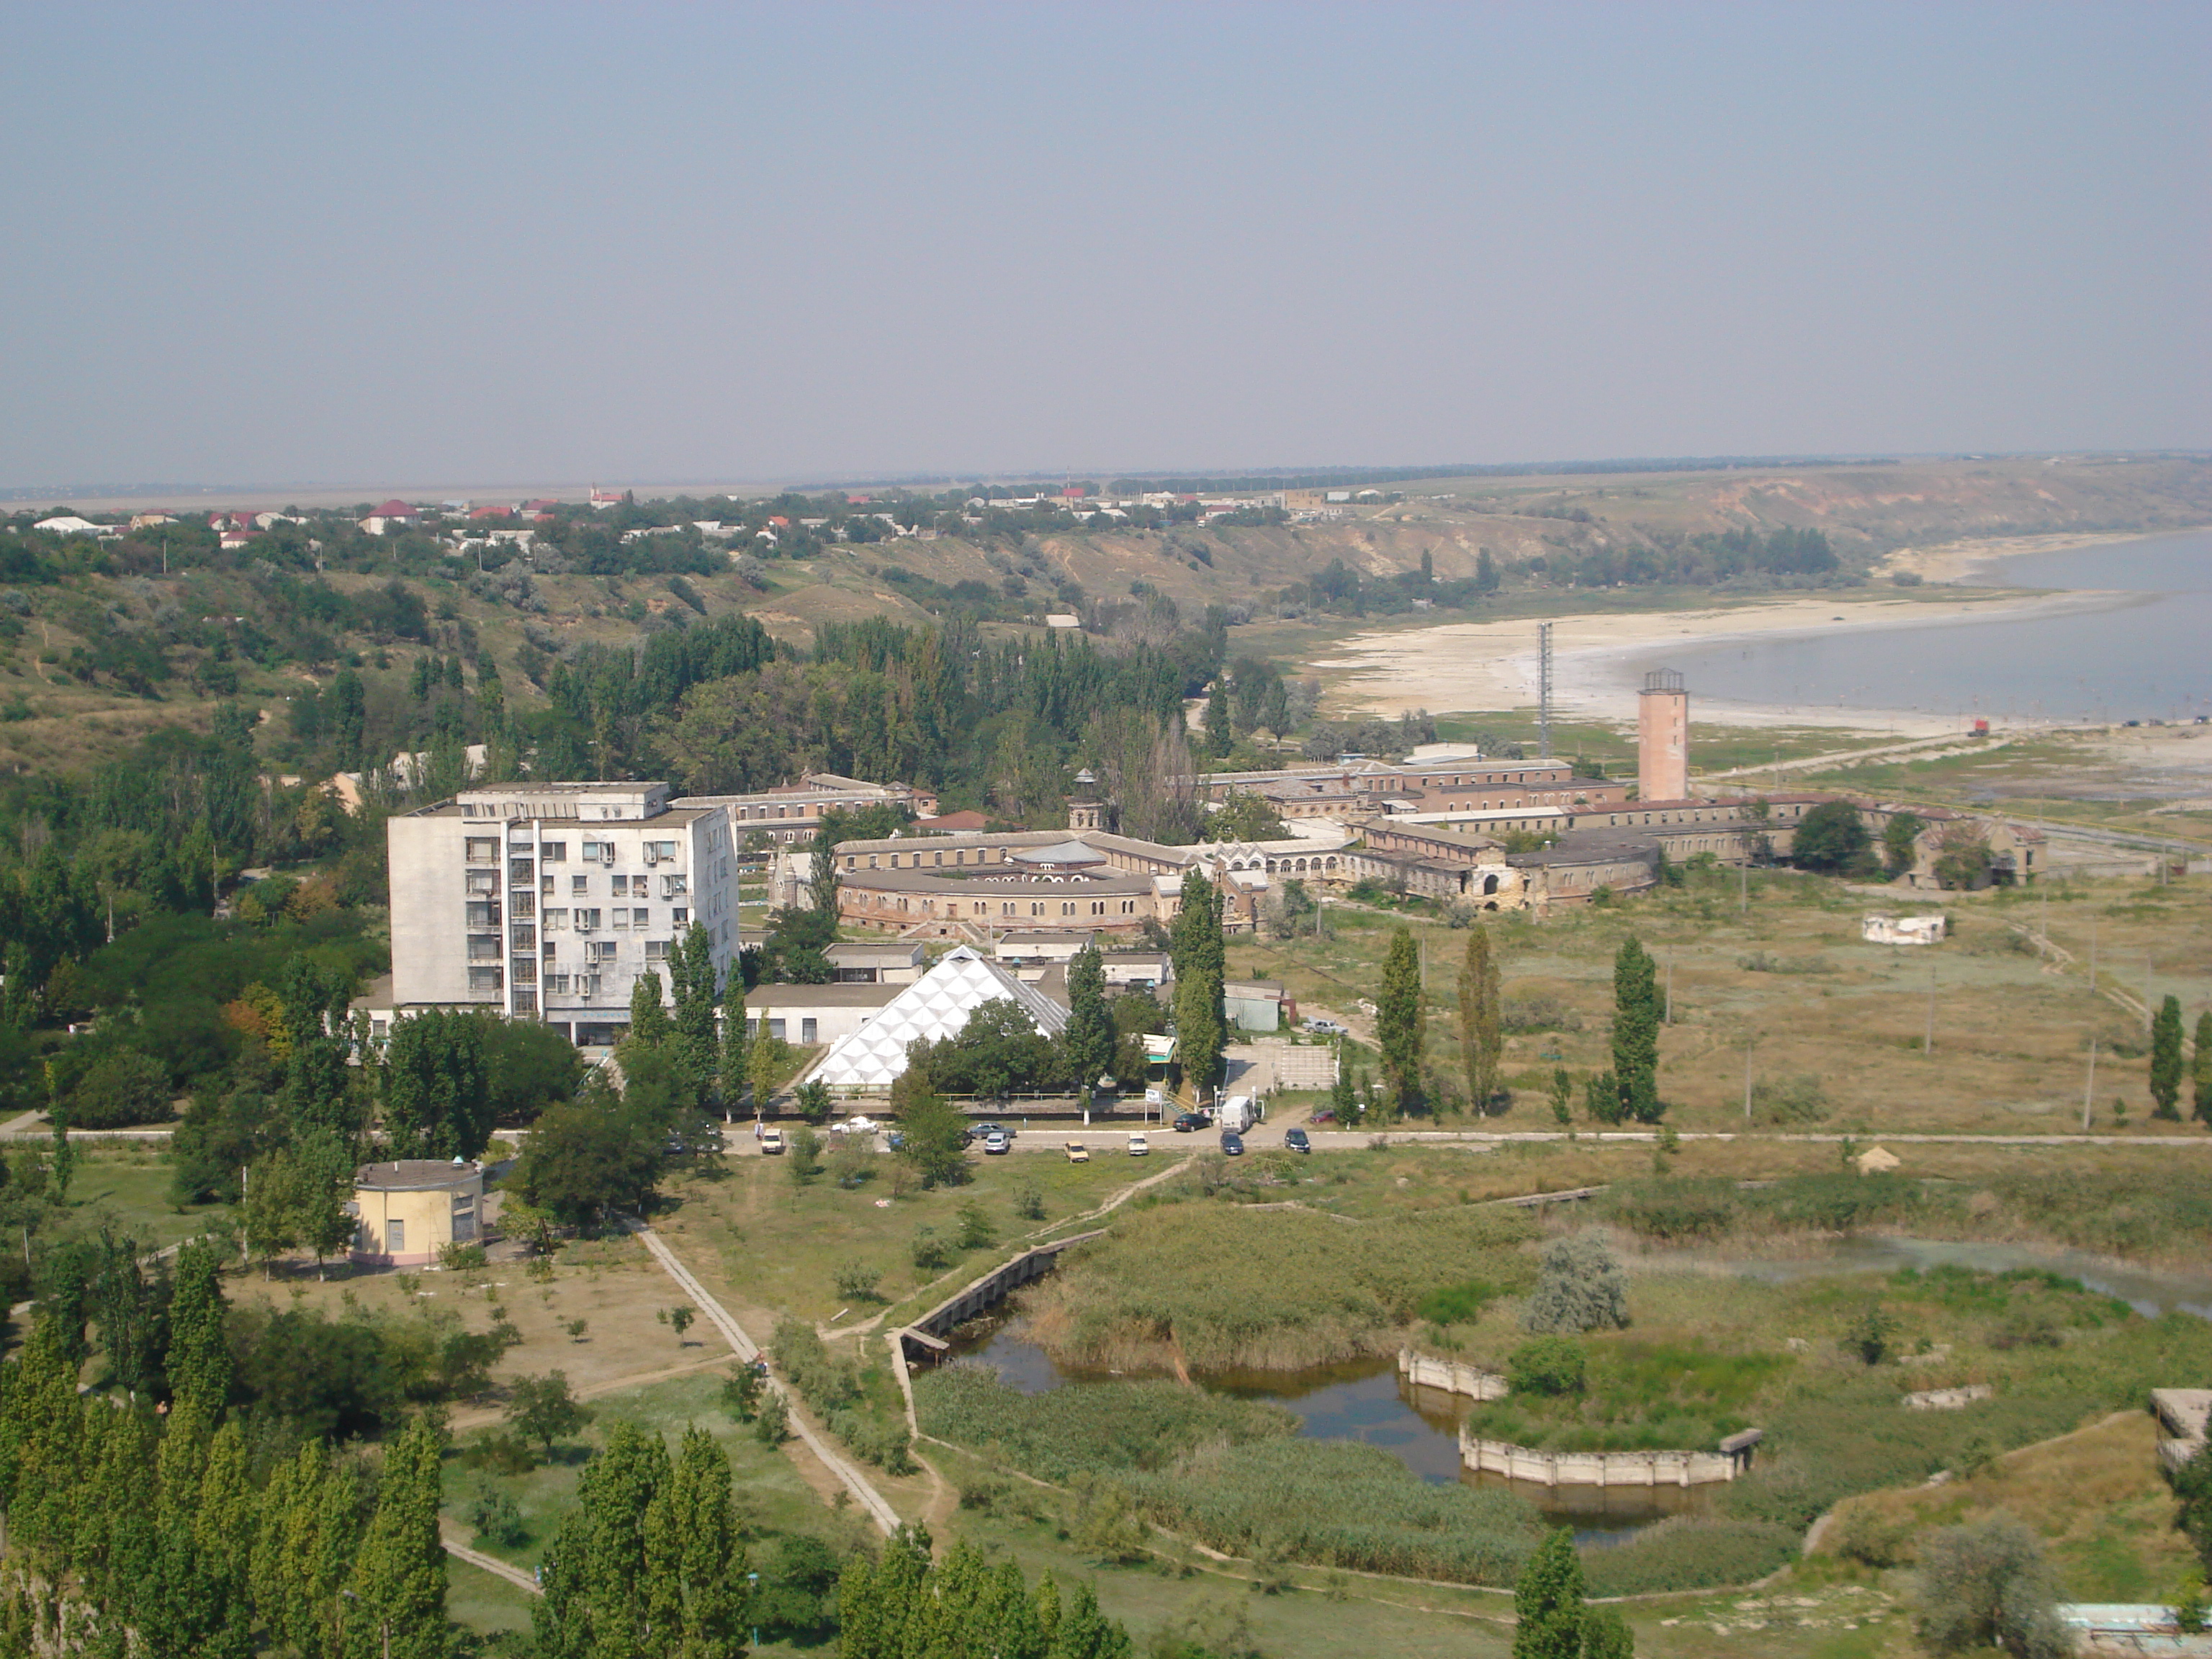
[1232,868,2212,1143]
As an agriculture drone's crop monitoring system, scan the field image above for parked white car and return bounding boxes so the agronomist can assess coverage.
[830,1115,881,1135]
[1127,1133,1151,1156]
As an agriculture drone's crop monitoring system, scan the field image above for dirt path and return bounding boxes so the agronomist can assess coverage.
[626,1218,905,1535]
[446,1352,734,1433]
[441,1526,541,1596]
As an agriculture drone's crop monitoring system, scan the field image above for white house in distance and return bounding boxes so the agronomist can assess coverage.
[804,945,1068,1093]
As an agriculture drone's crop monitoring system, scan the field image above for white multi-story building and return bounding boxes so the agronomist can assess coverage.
[386,781,740,1048]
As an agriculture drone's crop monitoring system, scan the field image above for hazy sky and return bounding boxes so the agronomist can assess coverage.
[3,2,2206,490]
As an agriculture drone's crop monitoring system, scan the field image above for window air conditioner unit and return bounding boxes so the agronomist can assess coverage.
[576,920,595,934]
[643,848,658,866]
[601,847,616,866]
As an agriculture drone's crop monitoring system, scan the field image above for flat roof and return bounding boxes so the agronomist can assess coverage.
[745,984,901,1007]
[355,1159,481,1192]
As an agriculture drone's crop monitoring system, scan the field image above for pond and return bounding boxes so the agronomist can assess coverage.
[946,1319,1704,1544]
[943,1236,2212,1548]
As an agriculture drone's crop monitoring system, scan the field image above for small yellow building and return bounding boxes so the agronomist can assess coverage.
[349,1159,485,1267]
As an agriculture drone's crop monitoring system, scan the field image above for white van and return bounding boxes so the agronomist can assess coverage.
[1215,1095,1256,1133]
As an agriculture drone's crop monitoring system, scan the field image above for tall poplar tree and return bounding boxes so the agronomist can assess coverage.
[667,924,721,1109]
[1169,871,1227,1097]
[535,1421,674,1658]
[1457,926,1503,1113]
[2195,1010,2212,1125]
[350,1416,449,1659]
[1062,944,1115,1096]
[166,1238,232,1425]
[2150,993,2185,1119]
[1511,1528,1588,1659]
[629,969,673,1048]
[1203,677,1233,758]
[1610,937,1663,1124]
[719,979,749,1119]
[642,1426,747,1656]
[1377,926,1425,1115]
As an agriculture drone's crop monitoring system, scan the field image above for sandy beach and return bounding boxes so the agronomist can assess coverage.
[1313,586,2132,737]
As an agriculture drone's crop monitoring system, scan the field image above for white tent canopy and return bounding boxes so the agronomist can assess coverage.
[804,945,1069,1091]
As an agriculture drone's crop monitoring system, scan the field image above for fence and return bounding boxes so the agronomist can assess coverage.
[1396,1350,1509,1401]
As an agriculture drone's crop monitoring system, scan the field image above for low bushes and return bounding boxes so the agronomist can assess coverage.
[1579,1516,1800,1597]
[1020,1202,1535,1371]
[913,1364,1290,1481]
[1122,1438,1544,1585]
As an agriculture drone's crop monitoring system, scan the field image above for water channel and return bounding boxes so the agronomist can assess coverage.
[945,1236,2212,1545]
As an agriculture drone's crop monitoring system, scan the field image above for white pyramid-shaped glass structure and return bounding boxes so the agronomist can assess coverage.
[806,945,1069,1090]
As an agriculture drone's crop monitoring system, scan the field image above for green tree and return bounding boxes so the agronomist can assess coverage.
[535,1421,673,1657]
[1203,791,1287,841]
[478,1012,584,1125]
[1061,944,1115,1096]
[1377,926,1424,1114]
[1169,871,1227,1096]
[1458,926,1503,1112]
[892,1086,971,1189]
[242,1146,307,1276]
[65,1048,173,1128]
[1512,1528,1588,1659]
[1524,1231,1629,1335]
[1203,677,1233,759]
[1791,800,1871,873]
[293,1129,360,1280]
[667,923,720,1110]
[1609,937,1663,1124]
[382,1007,492,1159]
[1881,810,1926,875]
[629,969,672,1048]
[349,1415,447,1659]
[1912,1511,2069,1658]
[2151,993,2185,1120]
[513,1083,664,1226]
[2195,1010,2212,1126]
[166,1238,232,1424]
[505,1370,593,1460]
[719,982,749,1117]
[642,1425,747,1657]
[750,1028,787,1115]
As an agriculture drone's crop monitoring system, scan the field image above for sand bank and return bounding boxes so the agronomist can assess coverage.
[1312,587,2128,736]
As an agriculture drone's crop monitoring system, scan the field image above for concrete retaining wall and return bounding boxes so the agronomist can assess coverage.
[1397,1350,1509,1401]
[1458,1431,1741,1488]
[1902,1385,1994,1411]
[897,1229,1107,1363]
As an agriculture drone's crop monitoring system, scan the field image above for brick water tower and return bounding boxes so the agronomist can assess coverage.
[1638,670,1689,802]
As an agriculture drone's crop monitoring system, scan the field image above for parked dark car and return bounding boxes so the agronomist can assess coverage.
[1220,1130,1244,1156]
[1284,1128,1311,1154]
[1173,1112,1210,1133]
[974,1121,1016,1141]
[1308,1110,1335,1125]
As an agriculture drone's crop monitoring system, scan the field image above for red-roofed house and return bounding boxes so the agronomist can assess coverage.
[589,486,629,509]
[469,505,511,521]
[359,500,420,536]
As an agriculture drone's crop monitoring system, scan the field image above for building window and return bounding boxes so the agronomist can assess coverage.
[511,891,536,920]
[511,925,536,951]
[801,1017,818,1044]
[1030,901,1045,917]
[464,838,498,864]
[1062,900,1076,916]
[465,869,498,896]
[509,858,534,886]
[572,874,590,896]
[513,988,536,1014]
[588,940,616,963]
[545,974,570,994]
[467,934,500,961]
[468,966,503,992]
[451,1202,477,1243]
[647,840,677,861]
[544,908,568,930]
[631,907,650,928]
[541,842,567,862]
[575,907,603,932]
[645,940,669,961]
[511,957,537,984]
[673,907,688,925]
[387,1219,405,1254]
[1121,899,1136,914]
[466,900,500,927]
[768,1018,787,1040]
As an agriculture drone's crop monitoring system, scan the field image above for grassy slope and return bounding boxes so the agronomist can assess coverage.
[11,455,2208,776]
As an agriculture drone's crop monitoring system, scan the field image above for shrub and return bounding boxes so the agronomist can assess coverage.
[911,1226,954,1273]
[753,1392,789,1444]
[1123,1438,1543,1585]
[832,1262,884,1301]
[1506,1336,1587,1397]
[770,1316,860,1416]
[1912,1512,2069,1658]
[438,1241,488,1272]
[468,1484,526,1547]
[1831,1504,1914,1569]
[913,1365,1292,1482]
[719,1367,761,1422]
[955,1200,996,1251]
[1012,1179,1045,1222]
[1522,1231,1629,1335]
[1416,1279,1498,1326]
[66,1050,174,1128]
[1580,1516,1800,1596]
[1606,1177,1741,1241]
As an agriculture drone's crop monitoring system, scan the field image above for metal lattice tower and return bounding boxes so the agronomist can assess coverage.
[1537,622,1554,759]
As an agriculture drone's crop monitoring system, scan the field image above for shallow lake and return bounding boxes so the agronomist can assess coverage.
[943,1233,2212,1545]
[1637,528,2212,726]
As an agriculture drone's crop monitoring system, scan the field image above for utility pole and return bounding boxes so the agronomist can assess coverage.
[2088,916,2098,988]
[1537,621,1554,760]
[1925,968,1936,1055]
[1743,1035,1755,1121]
[2082,1037,2098,1132]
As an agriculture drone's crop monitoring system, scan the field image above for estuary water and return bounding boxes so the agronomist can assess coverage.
[1648,529,2212,727]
